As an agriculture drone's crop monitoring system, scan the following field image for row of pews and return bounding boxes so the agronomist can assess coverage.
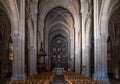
[6,72,55,84]
[63,72,110,84]
[6,71,110,84]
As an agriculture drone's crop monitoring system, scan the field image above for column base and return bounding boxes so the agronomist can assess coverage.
[93,71,109,83]
[11,74,27,80]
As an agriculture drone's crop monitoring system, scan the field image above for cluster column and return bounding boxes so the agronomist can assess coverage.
[75,15,81,73]
[81,0,92,76]
[11,0,26,80]
[94,33,109,82]
[11,34,26,80]
[28,45,37,75]
[93,0,109,82]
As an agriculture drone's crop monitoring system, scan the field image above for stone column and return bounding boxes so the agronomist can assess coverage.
[93,0,109,82]
[74,14,81,73]
[11,0,26,80]
[11,34,26,80]
[81,0,92,76]
[27,0,38,75]
[70,31,75,71]
[28,46,37,75]
[75,33,80,73]
[94,33,109,82]
[82,16,92,76]
[82,44,91,76]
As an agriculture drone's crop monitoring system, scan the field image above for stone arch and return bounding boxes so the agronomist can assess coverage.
[0,6,11,78]
[0,0,19,35]
[44,6,74,28]
[43,6,76,71]
[99,0,111,34]
[108,2,120,79]
[44,6,74,38]
[94,0,119,81]
[38,0,80,42]
[48,24,70,38]
[99,0,120,34]
[38,0,79,24]
[38,1,81,72]
[48,21,71,34]
[49,29,70,43]
[44,23,71,60]
[44,6,75,54]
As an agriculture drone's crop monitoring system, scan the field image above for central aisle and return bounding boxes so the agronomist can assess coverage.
[52,75,65,84]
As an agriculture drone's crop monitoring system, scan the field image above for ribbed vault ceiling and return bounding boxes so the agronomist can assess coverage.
[109,7,120,44]
[0,9,11,41]
[45,7,74,30]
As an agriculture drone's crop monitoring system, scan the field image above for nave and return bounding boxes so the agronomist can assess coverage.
[0,71,120,84]
[3,72,118,84]
[1,0,120,84]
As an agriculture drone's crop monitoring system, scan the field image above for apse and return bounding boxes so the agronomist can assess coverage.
[44,6,74,71]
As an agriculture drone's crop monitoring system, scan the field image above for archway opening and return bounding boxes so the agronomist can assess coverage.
[44,6,74,72]
[0,8,11,79]
[49,34,69,71]
[108,7,120,80]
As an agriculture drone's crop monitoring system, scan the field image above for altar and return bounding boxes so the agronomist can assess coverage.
[54,67,64,75]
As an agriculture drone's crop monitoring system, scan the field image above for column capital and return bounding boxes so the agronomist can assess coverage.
[11,33,25,40]
[101,33,108,38]
[27,45,37,51]
[28,45,35,48]
[101,33,108,43]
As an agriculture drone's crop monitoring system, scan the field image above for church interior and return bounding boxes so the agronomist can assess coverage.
[0,0,120,84]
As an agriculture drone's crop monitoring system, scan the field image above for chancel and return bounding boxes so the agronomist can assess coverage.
[0,0,120,84]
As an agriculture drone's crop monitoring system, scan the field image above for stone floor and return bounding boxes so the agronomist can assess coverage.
[110,80,120,84]
[0,79,9,84]
[51,76,120,84]
[52,75,65,84]
[0,76,120,84]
